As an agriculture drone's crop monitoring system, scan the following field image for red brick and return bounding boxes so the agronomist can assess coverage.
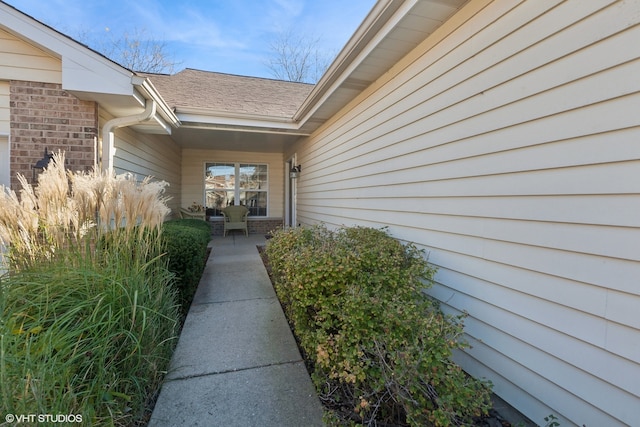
[8,81,98,191]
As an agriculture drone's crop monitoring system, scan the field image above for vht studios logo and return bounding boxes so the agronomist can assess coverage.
[4,413,83,424]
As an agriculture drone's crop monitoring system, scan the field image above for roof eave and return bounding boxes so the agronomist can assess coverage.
[293,0,404,122]
[293,0,469,132]
[1,1,179,135]
[175,106,307,134]
[134,76,181,129]
[0,1,136,95]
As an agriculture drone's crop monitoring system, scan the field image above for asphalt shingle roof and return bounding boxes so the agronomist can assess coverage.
[144,68,314,119]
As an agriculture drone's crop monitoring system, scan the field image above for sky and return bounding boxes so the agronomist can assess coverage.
[5,0,377,80]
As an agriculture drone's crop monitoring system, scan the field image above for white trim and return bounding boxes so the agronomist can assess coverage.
[293,0,414,123]
[0,2,134,96]
[180,122,310,136]
[176,108,307,134]
[135,77,181,129]
[177,106,298,124]
[204,162,269,217]
[0,135,9,189]
[285,154,298,228]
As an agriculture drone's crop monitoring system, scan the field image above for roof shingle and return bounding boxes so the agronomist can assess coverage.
[143,68,314,119]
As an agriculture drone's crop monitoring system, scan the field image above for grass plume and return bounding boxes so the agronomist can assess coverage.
[0,151,171,271]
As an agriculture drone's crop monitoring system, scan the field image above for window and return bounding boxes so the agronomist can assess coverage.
[205,163,267,217]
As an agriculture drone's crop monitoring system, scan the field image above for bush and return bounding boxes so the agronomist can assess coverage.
[162,219,211,313]
[265,225,492,426]
[0,151,180,425]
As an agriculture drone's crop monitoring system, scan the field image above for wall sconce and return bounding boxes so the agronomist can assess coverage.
[32,148,54,181]
[289,165,302,179]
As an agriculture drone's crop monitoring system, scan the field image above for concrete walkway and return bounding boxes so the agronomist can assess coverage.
[149,234,324,427]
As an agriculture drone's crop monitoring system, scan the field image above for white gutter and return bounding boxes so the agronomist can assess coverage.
[175,106,307,134]
[134,76,180,130]
[101,99,156,174]
[293,0,405,122]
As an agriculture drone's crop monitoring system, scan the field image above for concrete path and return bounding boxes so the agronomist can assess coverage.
[149,234,324,427]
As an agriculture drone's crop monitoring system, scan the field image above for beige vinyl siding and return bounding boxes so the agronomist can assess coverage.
[99,109,182,216]
[0,28,61,83]
[182,149,284,218]
[291,0,640,425]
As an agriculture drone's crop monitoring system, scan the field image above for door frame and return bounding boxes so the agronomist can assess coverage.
[0,135,9,189]
[284,155,297,228]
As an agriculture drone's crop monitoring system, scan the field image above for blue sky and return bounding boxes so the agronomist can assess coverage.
[6,0,377,79]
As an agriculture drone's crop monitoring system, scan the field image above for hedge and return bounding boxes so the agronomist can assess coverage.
[162,219,211,314]
[265,225,492,426]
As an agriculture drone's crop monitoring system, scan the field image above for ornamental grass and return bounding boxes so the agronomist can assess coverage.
[0,152,179,426]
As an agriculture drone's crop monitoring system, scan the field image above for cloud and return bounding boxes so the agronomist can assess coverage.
[272,0,304,17]
[123,1,245,49]
[263,0,305,33]
[170,10,246,49]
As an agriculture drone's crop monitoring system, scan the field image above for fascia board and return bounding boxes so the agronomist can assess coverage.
[135,77,181,128]
[293,0,414,123]
[62,56,134,96]
[182,122,310,137]
[1,2,133,96]
[176,108,300,131]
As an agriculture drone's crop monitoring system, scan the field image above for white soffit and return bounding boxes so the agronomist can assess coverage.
[296,0,469,131]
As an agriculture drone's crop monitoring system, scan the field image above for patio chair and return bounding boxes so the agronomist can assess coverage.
[179,208,206,220]
[221,205,249,236]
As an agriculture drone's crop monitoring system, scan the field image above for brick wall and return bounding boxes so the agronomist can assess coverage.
[208,218,284,237]
[9,80,97,189]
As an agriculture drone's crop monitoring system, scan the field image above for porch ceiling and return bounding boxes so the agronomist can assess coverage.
[170,126,302,153]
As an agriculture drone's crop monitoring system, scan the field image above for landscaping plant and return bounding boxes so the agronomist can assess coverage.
[265,225,492,426]
[0,152,179,426]
[162,218,211,314]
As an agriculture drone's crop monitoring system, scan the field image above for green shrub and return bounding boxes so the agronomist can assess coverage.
[265,225,492,426]
[162,219,211,313]
[0,233,179,426]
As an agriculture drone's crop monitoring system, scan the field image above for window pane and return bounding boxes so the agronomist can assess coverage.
[241,191,267,216]
[206,163,235,190]
[204,162,268,217]
[206,190,234,216]
[239,164,267,190]
[205,163,235,216]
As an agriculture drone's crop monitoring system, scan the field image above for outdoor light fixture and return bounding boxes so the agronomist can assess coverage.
[32,148,54,181]
[289,165,302,179]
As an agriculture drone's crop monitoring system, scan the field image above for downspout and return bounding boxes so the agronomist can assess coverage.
[101,99,157,174]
